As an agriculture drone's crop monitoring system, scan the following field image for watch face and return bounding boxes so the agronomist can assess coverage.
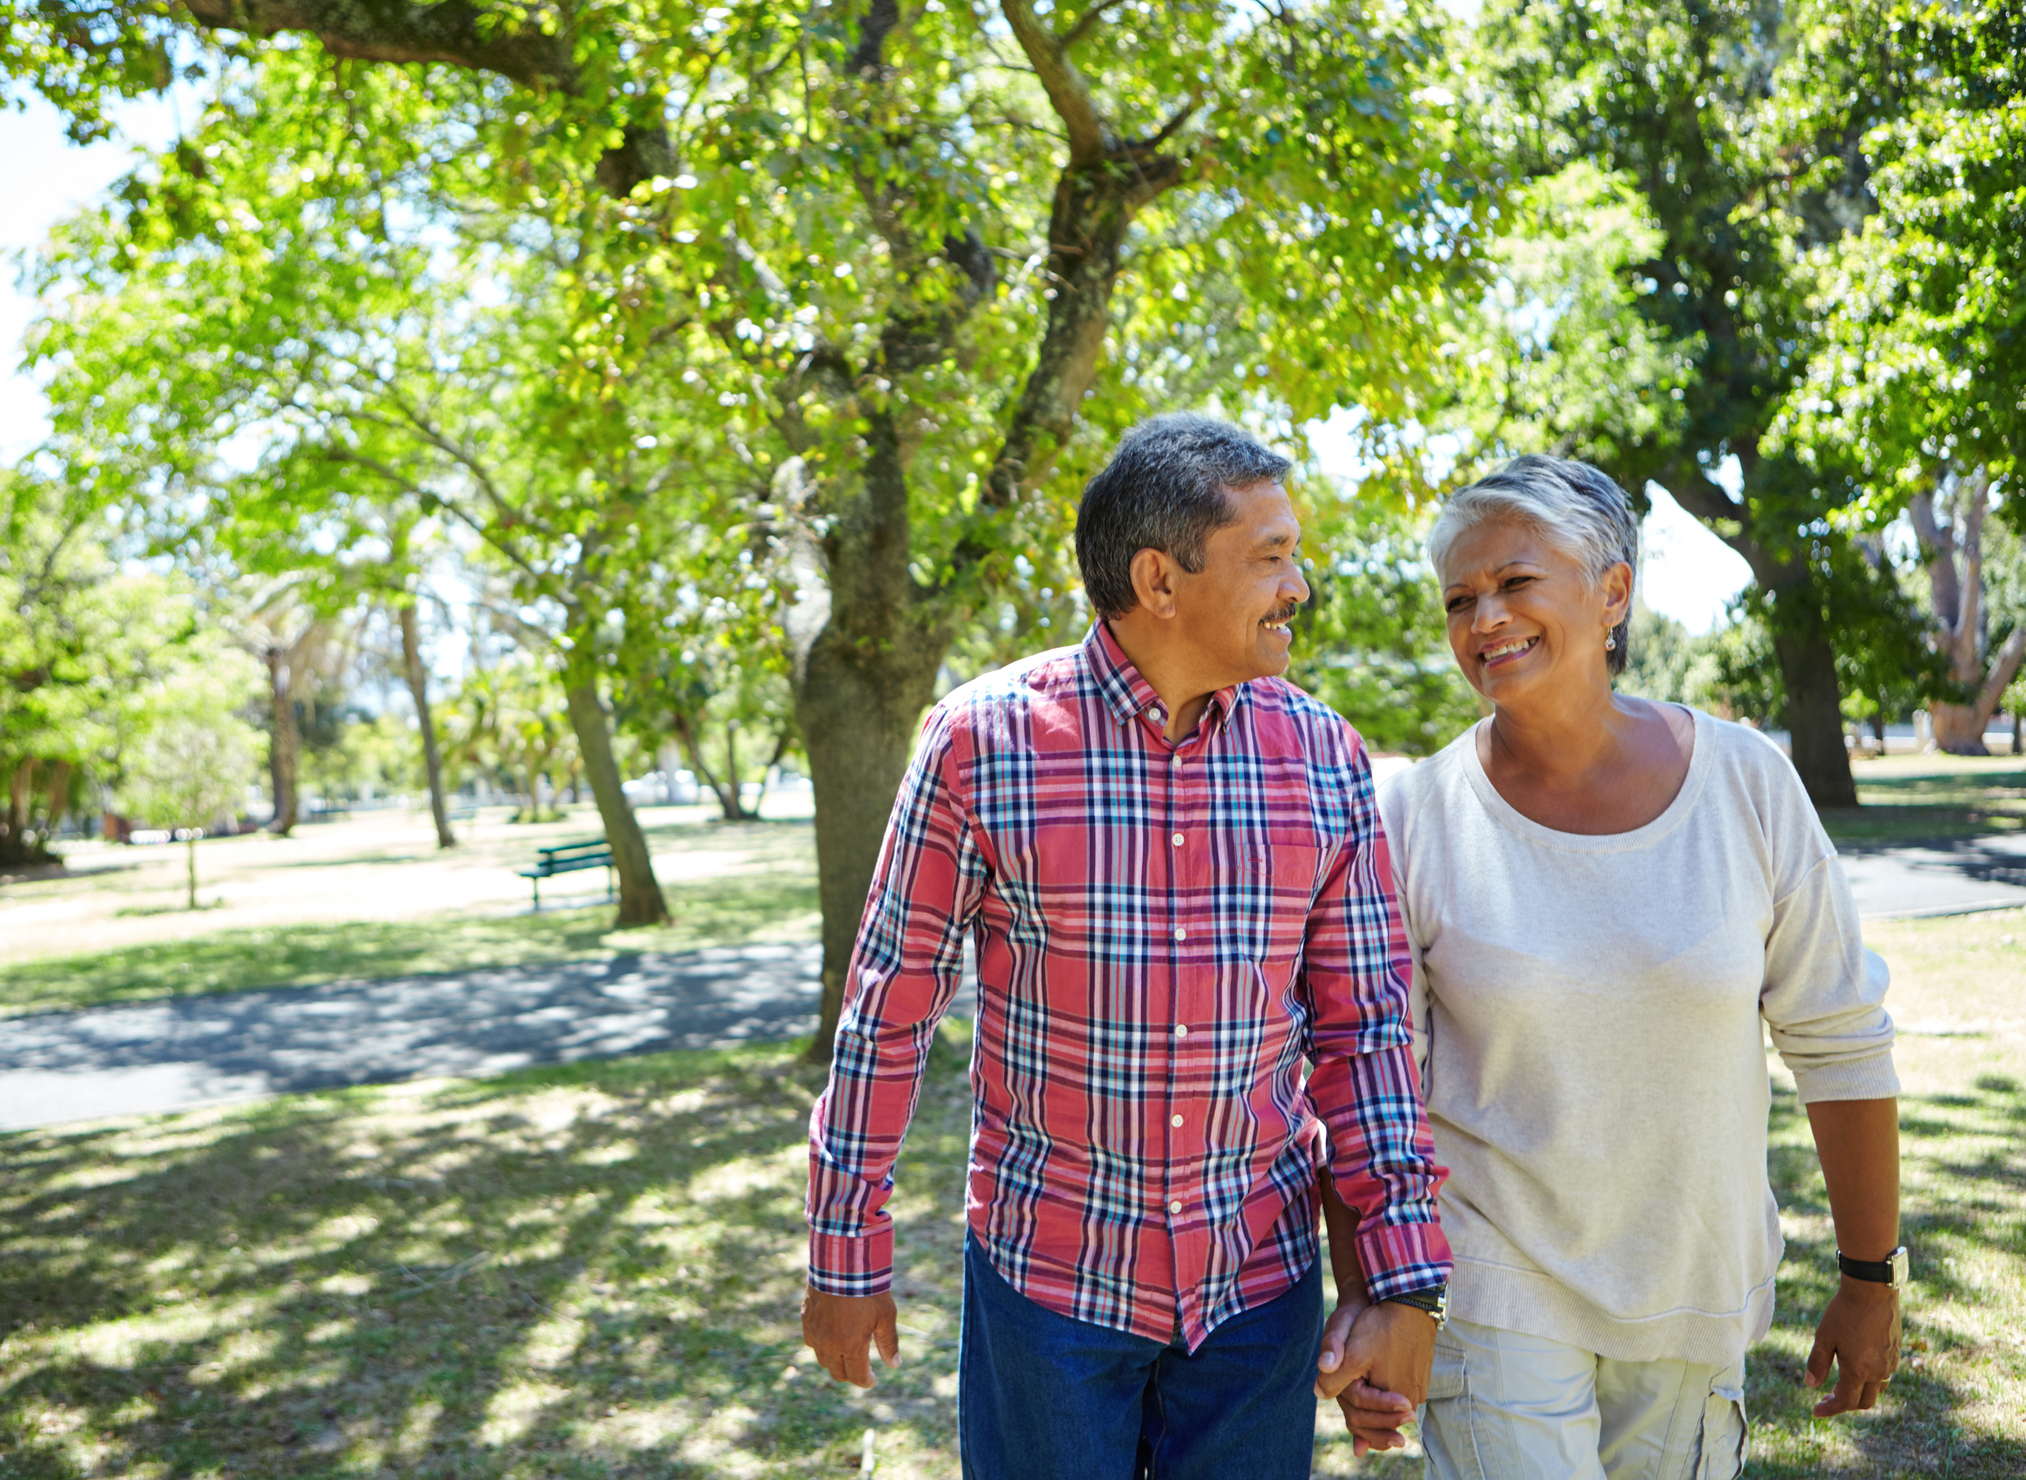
[1889,1247,1910,1287]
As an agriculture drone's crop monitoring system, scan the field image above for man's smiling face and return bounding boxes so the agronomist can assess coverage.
[1170,479,1311,687]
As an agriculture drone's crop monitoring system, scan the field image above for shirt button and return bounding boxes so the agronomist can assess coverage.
[1174,1024,1189,1038]
[1169,1200,1184,1215]
[1173,927,1186,941]
[1171,832,1184,847]
[1171,1114,1184,1127]
[1171,755,1183,769]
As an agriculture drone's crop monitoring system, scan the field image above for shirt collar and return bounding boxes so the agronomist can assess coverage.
[1082,622,1244,737]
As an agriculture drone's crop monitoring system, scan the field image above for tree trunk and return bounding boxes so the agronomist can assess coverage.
[1663,463,1860,810]
[186,833,199,911]
[671,710,751,822]
[266,647,299,834]
[751,726,793,818]
[563,676,670,926]
[6,759,29,854]
[44,759,72,846]
[1772,626,1859,809]
[796,625,948,1064]
[398,603,457,848]
[1932,702,1990,754]
[1936,627,2026,756]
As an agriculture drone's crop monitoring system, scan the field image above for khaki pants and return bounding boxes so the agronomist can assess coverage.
[1420,1317,1748,1480]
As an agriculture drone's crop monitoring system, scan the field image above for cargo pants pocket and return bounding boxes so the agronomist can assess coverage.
[1692,1367,1748,1480]
[1420,1330,1481,1480]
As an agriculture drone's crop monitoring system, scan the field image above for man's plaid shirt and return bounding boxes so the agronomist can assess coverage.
[807,623,1450,1349]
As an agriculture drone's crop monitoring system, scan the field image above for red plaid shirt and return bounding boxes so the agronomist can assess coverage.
[807,623,1449,1348]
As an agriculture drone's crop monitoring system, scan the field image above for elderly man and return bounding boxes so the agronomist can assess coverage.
[801,413,1450,1479]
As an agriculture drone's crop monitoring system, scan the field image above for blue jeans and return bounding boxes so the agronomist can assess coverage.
[958,1234,1323,1480]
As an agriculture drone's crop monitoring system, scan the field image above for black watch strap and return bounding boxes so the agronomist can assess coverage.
[1836,1247,1909,1288]
[1380,1284,1449,1326]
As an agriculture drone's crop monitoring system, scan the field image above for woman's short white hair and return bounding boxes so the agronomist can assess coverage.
[1427,455,1642,675]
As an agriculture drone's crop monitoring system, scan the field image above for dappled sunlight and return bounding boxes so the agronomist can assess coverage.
[1746,1031,2026,1478]
[0,1040,971,1476]
[5,989,2019,1475]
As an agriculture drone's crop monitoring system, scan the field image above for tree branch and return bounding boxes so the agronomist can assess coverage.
[1909,484,1963,645]
[180,0,575,89]
[1978,624,2026,716]
[1058,0,1130,49]
[848,0,904,74]
[1001,0,1106,165]
[177,0,674,196]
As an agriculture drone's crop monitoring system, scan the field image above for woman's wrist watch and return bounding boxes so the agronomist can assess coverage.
[1380,1283,1449,1326]
[1836,1246,1910,1288]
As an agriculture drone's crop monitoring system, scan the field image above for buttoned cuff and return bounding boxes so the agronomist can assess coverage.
[1356,1218,1454,1303]
[808,1227,895,1297]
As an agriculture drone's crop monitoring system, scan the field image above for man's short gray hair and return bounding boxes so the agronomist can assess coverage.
[1427,455,1641,675]
[1076,413,1293,620]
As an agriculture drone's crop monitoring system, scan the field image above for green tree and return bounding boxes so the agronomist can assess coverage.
[116,664,263,909]
[18,1,1483,1052]
[1776,0,2026,754]
[1616,603,1699,707]
[1469,0,1939,807]
[446,656,583,823]
[1290,492,1480,756]
[0,468,233,864]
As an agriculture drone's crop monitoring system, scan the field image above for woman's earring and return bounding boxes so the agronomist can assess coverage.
[1604,633,1617,651]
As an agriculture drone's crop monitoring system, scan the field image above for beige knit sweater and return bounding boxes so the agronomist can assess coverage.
[1378,708,1898,1369]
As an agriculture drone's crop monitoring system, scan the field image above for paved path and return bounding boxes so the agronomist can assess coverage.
[3,839,2020,1133]
[1840,831,2026,919]
[0,944,938,1133]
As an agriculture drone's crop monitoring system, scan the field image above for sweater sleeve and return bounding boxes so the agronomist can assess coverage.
[1761,841,1900,1105]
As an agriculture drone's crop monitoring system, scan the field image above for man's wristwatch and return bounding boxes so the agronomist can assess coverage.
[1380,1283,1449,1327]
[1836,1246,1910,1289]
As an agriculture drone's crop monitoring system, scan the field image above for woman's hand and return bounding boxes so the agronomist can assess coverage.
[1802,1097,1902,1416]
[1805,1278,1901,1416]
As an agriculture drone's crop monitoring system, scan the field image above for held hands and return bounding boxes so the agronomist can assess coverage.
[802,1286,902,1389]
[1314,1299,1435,1456]
[1804,1278,1901,1416]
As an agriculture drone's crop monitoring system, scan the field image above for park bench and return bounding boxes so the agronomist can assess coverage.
[518,838,614,909]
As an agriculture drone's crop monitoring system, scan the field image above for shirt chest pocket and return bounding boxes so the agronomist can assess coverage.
[1234,831,1322,963]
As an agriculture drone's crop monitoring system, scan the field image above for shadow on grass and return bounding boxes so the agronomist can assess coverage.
[1858,768,2026,803]
[1749,1076,2026,1479]
[1818,765,2026,849]
[0,869,821,1019]
[0,1039,969,1478]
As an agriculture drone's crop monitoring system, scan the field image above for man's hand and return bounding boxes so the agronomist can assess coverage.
[1804,1279,1900,1416]
[802,1286,902,1389]
[1315,1301,1434,1454]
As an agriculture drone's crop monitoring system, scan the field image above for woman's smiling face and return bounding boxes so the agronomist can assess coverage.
[1440,516,1628,706]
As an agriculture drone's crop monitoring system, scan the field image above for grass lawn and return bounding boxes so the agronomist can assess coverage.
[1825,754,2026,847]
[0,838,817,1019]
[2,912,2021,1477]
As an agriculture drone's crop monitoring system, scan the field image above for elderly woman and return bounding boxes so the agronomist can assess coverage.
[1315,455,1902,1478]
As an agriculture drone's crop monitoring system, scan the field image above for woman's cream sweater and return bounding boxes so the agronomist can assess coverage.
[1378,708,1898,1369]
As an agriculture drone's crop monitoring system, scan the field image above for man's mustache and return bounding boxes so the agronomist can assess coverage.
[1262,605,1300,624]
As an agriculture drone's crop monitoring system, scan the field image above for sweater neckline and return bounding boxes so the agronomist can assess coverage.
[1458,705,1712,852]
